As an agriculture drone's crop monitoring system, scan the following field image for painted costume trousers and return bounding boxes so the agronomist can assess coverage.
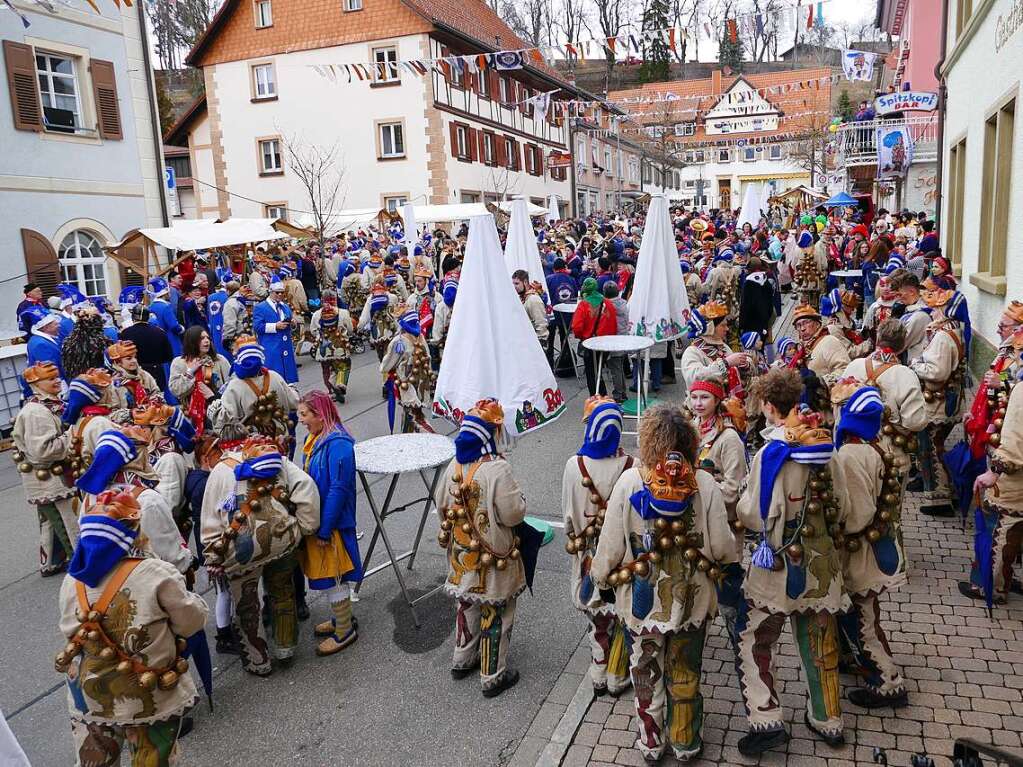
[628,626,707,760]
[917,421,954,502]
[586,611,630,694]
[972,506,1023,601]
[39,499,79,574]
[452,597,517,691]
[837,592,905,697]
[71,718,181,767]
[736,606,843,737]
[230,554,298,674]
[319,360,351,393]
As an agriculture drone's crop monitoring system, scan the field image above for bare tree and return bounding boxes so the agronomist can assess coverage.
[586,0,630,89]
[499,0,553,47]
[280,131,347,242]
[786,113,832,189]
[745,0,785,62]
[146,0,218,71]
[555,0,591,74]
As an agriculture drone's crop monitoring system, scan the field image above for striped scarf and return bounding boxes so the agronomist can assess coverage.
[454,415,497,465]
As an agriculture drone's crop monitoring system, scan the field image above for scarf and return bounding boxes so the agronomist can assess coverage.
[835,387,883,449]
[454,415,497,465]
[752,430,833,569]
[63,378,102,425]
[186,359,211,439]
[68,515,139,588]
[577,401,623,459]
[302,431,322,471]
[116,371,148,410]
[628,489,690,520]
[234,451,284,481]
[579,277,602,310]
[76,431,137,495]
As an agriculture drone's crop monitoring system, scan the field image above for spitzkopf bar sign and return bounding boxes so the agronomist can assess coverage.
[874,91,938,114]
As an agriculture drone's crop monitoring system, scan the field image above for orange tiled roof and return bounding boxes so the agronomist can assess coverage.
[609,67,833,143]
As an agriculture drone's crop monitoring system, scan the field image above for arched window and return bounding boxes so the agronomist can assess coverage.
[59,230,107,296]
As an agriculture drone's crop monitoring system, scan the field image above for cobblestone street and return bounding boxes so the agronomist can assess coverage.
[512,490,1023,767]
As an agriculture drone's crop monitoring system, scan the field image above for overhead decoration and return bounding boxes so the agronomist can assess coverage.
[841,49,879,82]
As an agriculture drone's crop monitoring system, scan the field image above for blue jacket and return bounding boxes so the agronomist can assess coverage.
[24,332,64,397]
[149,298,184,356]
[253,299,298,383]
[206,289,228,357]
[546,272,578,306]
[304,429,363,584]
[57,315,74,344]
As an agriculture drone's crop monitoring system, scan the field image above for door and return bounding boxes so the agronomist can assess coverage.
[718,180,732,210]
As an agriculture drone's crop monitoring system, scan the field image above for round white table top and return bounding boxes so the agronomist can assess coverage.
[553,302,578,313]
[830,269,863,278]
[355,433,455,475]
[583,335,655,353]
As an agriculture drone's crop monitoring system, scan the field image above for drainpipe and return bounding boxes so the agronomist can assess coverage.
[138,0,170,229]
[933,0,949,227]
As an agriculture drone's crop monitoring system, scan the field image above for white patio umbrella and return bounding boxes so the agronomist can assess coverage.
[627,193,689,341]
[546,195,560,223]
[401,202,419,250]
[433,214,564,437]
[736,183,763,228]
[504,197,548,286]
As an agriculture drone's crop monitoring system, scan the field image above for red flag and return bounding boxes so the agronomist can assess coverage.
[726,19,737,43]
[806,4,814,29]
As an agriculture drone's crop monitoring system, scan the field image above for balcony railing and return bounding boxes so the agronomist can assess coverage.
[836,115,938,168]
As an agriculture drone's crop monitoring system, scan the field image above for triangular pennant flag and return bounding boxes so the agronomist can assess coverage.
[433,214,564,438]
[606,36,617,53]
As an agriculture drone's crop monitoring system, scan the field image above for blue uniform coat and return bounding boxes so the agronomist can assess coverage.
[304,429,363,585]
[253,299,298,383]
[206,289,228,357]
[149,298,184,356]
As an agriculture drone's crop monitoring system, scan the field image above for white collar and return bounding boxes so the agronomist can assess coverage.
[31,327,60,345]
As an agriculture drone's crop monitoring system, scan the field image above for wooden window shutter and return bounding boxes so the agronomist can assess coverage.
[489,70,500,99]
[4,41,42,132]
[449,122,458,158]
[496,135,507,167]
[90,59,123,140]
[20,229,60,298]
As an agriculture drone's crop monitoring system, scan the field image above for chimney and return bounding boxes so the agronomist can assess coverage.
[712,69,722,94]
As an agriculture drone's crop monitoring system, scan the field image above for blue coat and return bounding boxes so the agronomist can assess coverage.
[57,315,74,345]
[546,272,578,306]
[253,299,298,383]
[24,332,64,397]
[149,298,184,356]
[304,429,363,585]
[206,289,228,357]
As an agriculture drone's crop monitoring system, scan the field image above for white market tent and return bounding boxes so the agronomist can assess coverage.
[105,217,289,281]
[627,194,689,341]
[736,183,764,228]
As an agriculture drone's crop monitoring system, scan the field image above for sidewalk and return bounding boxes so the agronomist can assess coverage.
[509,481,1023,767]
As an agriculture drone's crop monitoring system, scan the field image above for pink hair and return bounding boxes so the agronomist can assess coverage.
[299,390,348,435]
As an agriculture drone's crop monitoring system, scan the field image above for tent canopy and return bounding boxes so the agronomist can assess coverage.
[823,191,858,208]
[769,185,827,204]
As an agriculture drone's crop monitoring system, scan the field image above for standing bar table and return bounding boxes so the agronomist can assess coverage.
[354,432,455,626]
[582,335,654,442]
[552,302,581,378]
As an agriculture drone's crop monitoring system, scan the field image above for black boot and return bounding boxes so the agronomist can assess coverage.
[804,711,845,747]
[920,503,955,517]
[482,669,520,698]
[296,599,310,621]
[905,475,924,493]
[737,728,789,757]
[848,687,909,709]
[215,626,241,655]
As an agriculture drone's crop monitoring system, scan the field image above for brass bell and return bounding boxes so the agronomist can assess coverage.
[846,538,861,553]
[581,477,593,488]
[456,508,467,519]
[86,630,100,642]
[460,522,471,534]
[879,510,892,522]
[707,566,721,580]
[18,462,32,473]
[54,653,69,673]
[139,671,158,691]
[801,524,815,538]
[807,501,822,514]
[589,493,601,505]
[923,390,935,403]
[670,520,684,533]
[683,547,700,562]
[608,571,621,586]
[809,479,823,491]
[787,543,804,560]
[468,539,481,552]
[495,558,507,571]
[116,660,133,674]
[437,532,450,547]
[509,549,520,561]
[564,540,577,554]
[76,628,88,640]
[866,529,881,543]
[249,499,262,512]
[658,535,673,551]
[480,552,494,567]
[99,646,116,661]
[648,551,662,564]
[893,435,907,448]
[453,471,463,483]
[696,558,710,572]
[11,450,24,462]
[771,555,786,572]
[994,418,1004,429]
[617,567,633,584]
[654,518,668,531]
[882,424,895,436]
[584,525,596,538]
[87,611,100,623]
[989,433,1001,448]
[633,559,650,577]
[731,520,744,533]
[51,464,64,476]
[883,493,898,505]
[440,520,452,532]
[157,671,179,691]
[445,509,456,521]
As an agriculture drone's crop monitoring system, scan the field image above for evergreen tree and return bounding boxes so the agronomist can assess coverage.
[638,0,671,83]
[837,90,854,121]
[718,28,744,71]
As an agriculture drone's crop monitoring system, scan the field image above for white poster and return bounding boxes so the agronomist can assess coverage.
[876,125,914,178]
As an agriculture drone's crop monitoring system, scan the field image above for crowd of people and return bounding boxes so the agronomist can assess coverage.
[10,198,1022,764]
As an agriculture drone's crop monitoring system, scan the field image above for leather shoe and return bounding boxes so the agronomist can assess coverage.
[482,669,520,698]
[737,728,789,757]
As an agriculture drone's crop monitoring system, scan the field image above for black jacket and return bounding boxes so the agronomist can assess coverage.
[120,322,174,390]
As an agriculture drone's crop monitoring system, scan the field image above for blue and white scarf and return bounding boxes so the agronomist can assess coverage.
[629,489,690,521]
[398,310,421,336]
[835,387,883,449]
[454,415,497,465]
[63,378,102,425]
[76,431,137,495]
[231,344,265,379]
[234,452,284,481]
[578,401,623,460]
[752,433,833,569]
[68,514,139,587]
